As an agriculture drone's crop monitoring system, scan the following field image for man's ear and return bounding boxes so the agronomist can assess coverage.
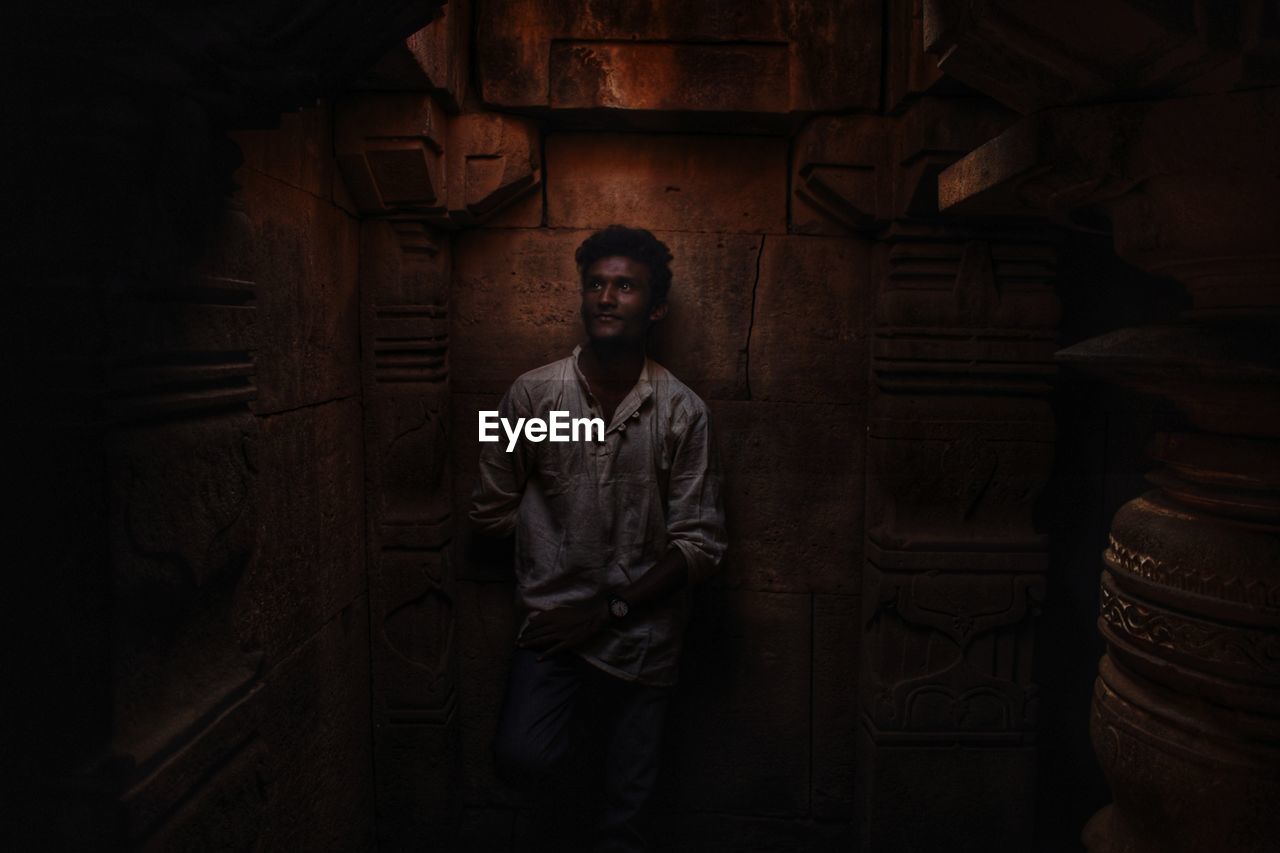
[649,300,669,323]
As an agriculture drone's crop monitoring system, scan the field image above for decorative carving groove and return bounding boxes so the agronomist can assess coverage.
[1099,579,1280,681]
[336,95,541,226]
[1107,534,1280,611]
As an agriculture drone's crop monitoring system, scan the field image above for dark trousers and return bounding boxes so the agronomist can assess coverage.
[493,649,670,853]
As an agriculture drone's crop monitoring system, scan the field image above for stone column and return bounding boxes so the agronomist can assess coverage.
[861,215,1060,849]
[940,87,1280,852]
[335,89,541,847]
[1060,158,1280,853]
[792,78,1061,844]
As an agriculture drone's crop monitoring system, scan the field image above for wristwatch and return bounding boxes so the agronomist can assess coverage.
[608,595,630,621]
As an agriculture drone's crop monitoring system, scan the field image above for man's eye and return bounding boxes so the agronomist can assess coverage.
[619,281,632,290]
[587,281,602,290]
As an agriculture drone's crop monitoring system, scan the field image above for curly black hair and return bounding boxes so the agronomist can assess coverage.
[574,225,674,303]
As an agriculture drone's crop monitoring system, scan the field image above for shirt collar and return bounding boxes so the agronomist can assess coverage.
[571,344,654,428]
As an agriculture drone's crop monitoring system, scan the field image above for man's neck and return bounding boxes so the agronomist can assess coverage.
[579,341,646,391]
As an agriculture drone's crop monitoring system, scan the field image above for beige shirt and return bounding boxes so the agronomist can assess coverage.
[470,345,727,686]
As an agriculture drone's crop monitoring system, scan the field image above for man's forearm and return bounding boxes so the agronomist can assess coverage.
[617,547,689,610]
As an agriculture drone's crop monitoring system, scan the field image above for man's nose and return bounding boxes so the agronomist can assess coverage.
[598,283,618,305]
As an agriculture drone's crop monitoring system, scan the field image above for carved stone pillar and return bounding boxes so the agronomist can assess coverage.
[939,73,1280,853]
[336,91,540,846]
[862,218,1059,849]
[793,76,1061,843]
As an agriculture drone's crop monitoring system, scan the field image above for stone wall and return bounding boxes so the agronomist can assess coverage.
[9,103,376,850]
[448,136,868,848]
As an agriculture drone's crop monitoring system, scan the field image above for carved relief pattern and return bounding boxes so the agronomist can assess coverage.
[864,569,1043,734]
[852,99,1059,844]
[1106,534,1280,610]
[342,84,548,842]
[1099,581,1280,680]
[104,202,269,846]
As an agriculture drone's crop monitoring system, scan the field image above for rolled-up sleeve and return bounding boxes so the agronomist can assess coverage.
[469,384,532,537]
[666,405,727,582]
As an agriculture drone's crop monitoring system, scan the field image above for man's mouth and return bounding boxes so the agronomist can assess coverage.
[594,314,621,321]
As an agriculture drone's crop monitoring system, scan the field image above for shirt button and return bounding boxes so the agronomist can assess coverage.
[617,423,626,432]
[630,411,640,420]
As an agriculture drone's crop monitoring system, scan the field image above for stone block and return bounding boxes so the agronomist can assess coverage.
[452,393,517,583]
[361,218,450,307]
[335,96,541,226]
[549,42,790,113]
[256,598,375,852]
[119,601,372,850]
[812,594,859,817]
[648,812,855,853]
[232,104,334,199]
[356,4,470,109]
[545,134,787,234]
[236,398,366,667]
[663,589,811,816]
[476,0,880,113]
[107,410,260,765]
[867,395,1055,551]
[451,228,584,395]
[451,227,756,400]
[647,231,758,401]
[711,401,863,593]
[788,0,882,112]
[748,235,872,403]
[373,719,457,846]
[790,114,891,235]
[855,728,1036,852]
[238,168,360,413]
[456,580,520,807]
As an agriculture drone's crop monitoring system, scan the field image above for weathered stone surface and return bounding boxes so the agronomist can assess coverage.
[867,395,1055,551]
[119,601,373,851]
[361,219,450,308]
[451,228,756,400]
[107,410,260,766]
[451,229,584,395]
[812,594,859,818]
[335,95,541,226]
[549,42,790,113]
[476,0,880,113]
[711,401,863,593]
[239,167,361,414]
[748,235,871,403]
[373,719,457,844]
[884,0,946,112]
[452,393,515,583]
[456,580,520,807]
[647,232,759,401]
[356,4,470,109]
[855,726,1037,852]
[790,114,890,235]
[257,597,375,852]
[236,398,366,666]
[649,812,855,853]
[232,104,335,200]
[922,0,1263,113]
[664,589,811,815]
[545,134,787,234]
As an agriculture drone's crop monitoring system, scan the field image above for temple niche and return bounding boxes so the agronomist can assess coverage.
[6,1,1278,851]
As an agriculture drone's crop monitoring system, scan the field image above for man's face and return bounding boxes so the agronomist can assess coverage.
[580,255,667,346]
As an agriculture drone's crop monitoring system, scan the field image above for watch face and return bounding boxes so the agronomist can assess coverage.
[610,598,629,619]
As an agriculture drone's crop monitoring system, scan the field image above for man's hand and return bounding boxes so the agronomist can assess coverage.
[518,599,610,659]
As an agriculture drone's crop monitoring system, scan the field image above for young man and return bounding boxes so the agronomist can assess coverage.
[470,225,727,852]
